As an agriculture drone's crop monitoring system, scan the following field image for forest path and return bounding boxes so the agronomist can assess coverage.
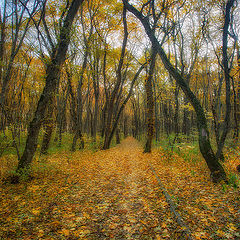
[1,137,181,239]
[68,136,176,239]
[1,137,239,239]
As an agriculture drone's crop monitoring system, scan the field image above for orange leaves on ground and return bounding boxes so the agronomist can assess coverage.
[0,137,239,239]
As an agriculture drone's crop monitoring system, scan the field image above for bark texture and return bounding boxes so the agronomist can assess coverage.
[123,0,227,183]
[16,0,84,174]
[144,49,157,153]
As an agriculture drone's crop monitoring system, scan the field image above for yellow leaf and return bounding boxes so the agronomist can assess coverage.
[38,229,44,237]
[123,226,132,232]
[208,217,216,222]
[156,234,162,240]
[83,212,90,219]
[32,209,40,215]
[61,229,70,236]
[74,229,90,237]
[227,223,237,231]
[28,185,40,191]
[216,230,225,237]
[161,222,167,228]
[109,223,117,229]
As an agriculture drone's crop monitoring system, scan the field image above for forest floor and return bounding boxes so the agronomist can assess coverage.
[0,137,240,239]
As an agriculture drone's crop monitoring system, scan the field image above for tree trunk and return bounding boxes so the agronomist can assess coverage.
[116,128,120,144]
[123,0,227,183]
[144,49,157,153]
[40,103,55,155]
[105,63,146,149]
[123,114,129,138]
[103,6,129,150]
[66,67,84,152]
[174,86,180,136]
[215,0,235,159]
[16,0,84,176]
[233,43,240,139]
[92,64,100,141]
[153,76,160,142]
[182,100,190,136]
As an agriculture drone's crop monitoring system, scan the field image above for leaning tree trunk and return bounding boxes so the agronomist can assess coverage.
[123,0,227,183]
[41,121,54,155]
[40,102,55,155]
[16,0,84,175]
[72,21,93,150]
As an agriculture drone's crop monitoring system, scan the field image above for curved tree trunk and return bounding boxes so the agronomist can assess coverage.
[123,0,227,183]
[105,63,146,149]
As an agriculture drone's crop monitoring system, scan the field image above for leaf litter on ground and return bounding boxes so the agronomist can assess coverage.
[0,137,239,239]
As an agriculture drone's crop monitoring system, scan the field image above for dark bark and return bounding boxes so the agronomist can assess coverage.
[233,43,240,139]
[132,100,139,138]
[174,86,180,136]
[182,100,190,136]
[182,78,191,136]
[0,0,7,84]
[211,73,223,147]
[144,49,157,153]
[123,115,129,138]
[216,0,235,159]
[101,46,108,138]
[40,102,55,155]
[66,68,84,152]
[92,50,100,141]
[123,0,227,183]
[163,103,169,135]
[56,83,69,147]
[104,63,146,149]
[116,128,120,144]
[103,6,129,149]
[16,0,84,174]
[72,12,93,150]
[40,120,54,155]
[153,75,160,142]
[232,78,238,139]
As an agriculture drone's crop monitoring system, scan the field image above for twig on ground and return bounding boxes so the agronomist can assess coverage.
[149,164,193,240]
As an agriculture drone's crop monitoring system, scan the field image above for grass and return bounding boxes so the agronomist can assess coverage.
[152,133,200,162]
[1,130,239,187]
[152,132,240,188]
[0,130,123,182]
[0,129,27,157]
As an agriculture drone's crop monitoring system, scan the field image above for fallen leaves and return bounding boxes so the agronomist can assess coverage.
[0,137,239,239]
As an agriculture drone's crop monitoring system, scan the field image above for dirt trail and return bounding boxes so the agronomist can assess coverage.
[67,137,178,239]
[0,137,181,239]
[1,137,240,239]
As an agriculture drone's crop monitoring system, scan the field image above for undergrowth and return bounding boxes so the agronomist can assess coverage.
[152,133,240,188]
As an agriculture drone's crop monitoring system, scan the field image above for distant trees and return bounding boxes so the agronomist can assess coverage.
[0,0,239,183]
[0,0,44,137]
[16,0,85,176]
[122,0,238,183]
